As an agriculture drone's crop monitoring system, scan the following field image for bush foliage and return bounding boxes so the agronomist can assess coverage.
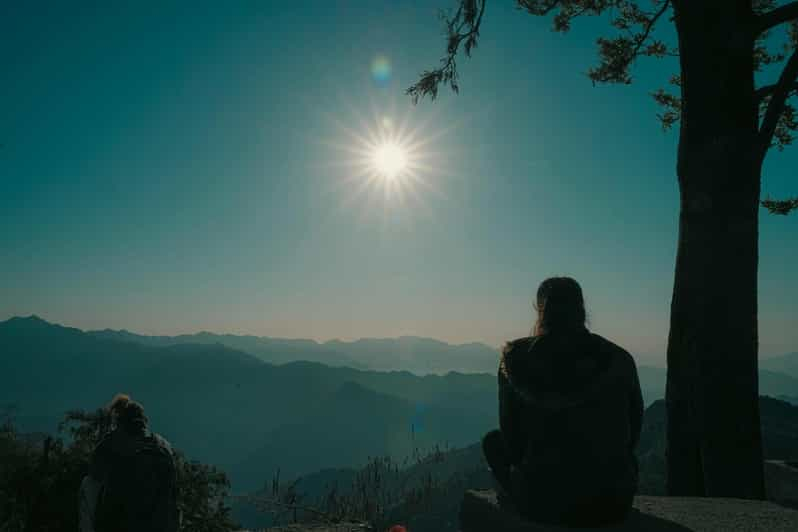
[0,406,236,532]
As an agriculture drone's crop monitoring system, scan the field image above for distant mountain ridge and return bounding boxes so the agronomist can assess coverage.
[2,315,797,495]
[83,320,798,401]
[6,316,797,404]
[28,315,798,377]
[89,328,367,369]
[88,326,500,375]
[761,352,798,379]
[0,316,497,491]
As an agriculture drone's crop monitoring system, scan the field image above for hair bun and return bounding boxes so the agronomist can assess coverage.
[107,393,131,413]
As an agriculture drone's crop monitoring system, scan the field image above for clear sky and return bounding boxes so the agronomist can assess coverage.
[1,1,796,364]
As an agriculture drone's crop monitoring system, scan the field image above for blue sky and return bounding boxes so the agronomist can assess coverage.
[1,1,796,363]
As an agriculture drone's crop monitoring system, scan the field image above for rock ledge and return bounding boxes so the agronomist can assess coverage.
[460,490,798,532]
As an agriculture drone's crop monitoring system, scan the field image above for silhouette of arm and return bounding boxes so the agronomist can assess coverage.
[629,360,644,451]
[499,358,525,463]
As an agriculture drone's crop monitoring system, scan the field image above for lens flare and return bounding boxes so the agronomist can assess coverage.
[371,55,392,86]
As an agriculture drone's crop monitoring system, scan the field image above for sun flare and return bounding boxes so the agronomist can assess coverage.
[322,101,451,219]
[372,141,408,180]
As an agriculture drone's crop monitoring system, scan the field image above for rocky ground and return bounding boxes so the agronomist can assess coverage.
[460,490,798,532]
[239,524,370,532]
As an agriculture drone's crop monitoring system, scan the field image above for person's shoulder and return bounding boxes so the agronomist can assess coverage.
[589,333,636,367]
[500,336,537,376]
[93,428,121,454]
[501,336,535,356]
[150,431,175,455]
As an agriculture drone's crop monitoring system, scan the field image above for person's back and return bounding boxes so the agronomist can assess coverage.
[89,395,178,532]
[483,277,643,527]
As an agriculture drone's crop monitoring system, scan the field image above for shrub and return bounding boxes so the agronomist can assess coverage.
[0,406,236,532]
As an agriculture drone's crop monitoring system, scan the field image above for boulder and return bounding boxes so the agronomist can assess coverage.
[459,489,798,532]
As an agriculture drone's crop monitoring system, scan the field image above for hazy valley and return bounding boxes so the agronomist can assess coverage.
[3,315,798,528]
[4,316,798,482]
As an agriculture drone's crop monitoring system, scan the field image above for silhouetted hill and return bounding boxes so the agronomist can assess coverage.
[3,316,796,500]
[90,327,499,375]
[636,396,798,495]
[89,327,367,370]
[760,369,798,397]
[0,316,496,492]
[255,397,798,531]
[83,321,798,400]
[323,336,498,374]
[761,352,798,379]
[228,380,490,489]
[292,396,798,500]
[636,366,666,406]
[625,364,798,407]
[776,395,798,405]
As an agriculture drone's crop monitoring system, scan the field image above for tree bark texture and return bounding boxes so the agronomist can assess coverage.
[666,0,765,499]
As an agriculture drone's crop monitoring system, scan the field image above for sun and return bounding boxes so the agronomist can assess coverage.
[372,141,408,180]
[321,100,451,220]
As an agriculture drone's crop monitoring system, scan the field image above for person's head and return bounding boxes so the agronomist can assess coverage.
[533,277,587,336]
[107,393,148,434]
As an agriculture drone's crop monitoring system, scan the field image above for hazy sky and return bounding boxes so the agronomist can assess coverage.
[1,1,796,363]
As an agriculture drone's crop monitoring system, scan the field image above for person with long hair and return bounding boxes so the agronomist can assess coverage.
[482,277,643,526]
[80,394,179,532]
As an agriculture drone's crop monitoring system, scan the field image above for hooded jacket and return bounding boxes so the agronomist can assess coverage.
[499,329,643,507]
[90,427,178,532]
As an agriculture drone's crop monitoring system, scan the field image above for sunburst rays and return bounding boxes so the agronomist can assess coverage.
[310,95,454,229]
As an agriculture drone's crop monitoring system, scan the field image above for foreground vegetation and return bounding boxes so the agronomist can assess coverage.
[4,394,797,532]
[0,407,236,532]
[234,396,798,532]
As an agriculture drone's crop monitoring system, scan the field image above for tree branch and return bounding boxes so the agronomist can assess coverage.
[759,48,798,154]
[588,0,674,84]
[631,0,672,60]
[761,197,798,215]
[755,81,798,102]
[406,0,487,103]
[517,0,559,16]
[756,1,798,35]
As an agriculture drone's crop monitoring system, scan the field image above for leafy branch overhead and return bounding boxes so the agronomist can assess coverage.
[407,0,798,214]
[406,0,487,103]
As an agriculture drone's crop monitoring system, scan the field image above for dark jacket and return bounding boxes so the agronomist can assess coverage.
[90,427,179,532]
[499,330,643,515]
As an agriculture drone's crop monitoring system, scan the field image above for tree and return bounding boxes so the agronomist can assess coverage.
[409,0,798,499]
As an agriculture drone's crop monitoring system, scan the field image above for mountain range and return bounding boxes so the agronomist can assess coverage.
[234,395,798,530]
[88,327,501,375]
[2,315,797,495]
[84,320,798,405]
[761,351,798,379]
[0,316,495,490]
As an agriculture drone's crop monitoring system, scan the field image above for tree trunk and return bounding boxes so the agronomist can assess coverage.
[666,0,765,498]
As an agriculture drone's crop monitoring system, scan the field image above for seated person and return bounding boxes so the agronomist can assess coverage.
[80,394,179,532]
[483,277,643,527]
